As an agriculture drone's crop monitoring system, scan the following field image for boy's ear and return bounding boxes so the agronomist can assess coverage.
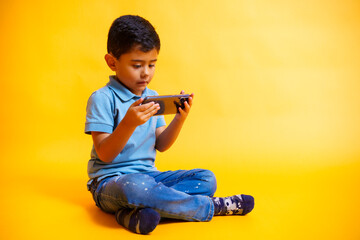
[104,53,117,71]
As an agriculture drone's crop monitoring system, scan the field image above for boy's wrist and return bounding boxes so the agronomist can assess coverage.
[174,114,186,124]
[120,117,138,130]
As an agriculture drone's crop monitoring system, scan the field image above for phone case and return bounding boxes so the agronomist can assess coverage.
[142,94,190,115]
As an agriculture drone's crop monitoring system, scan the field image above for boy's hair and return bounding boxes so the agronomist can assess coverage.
[107,15,161,59]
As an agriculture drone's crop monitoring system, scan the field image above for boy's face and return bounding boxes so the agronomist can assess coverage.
[110,46,158,96]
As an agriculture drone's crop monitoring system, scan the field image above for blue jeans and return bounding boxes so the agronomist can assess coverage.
[88,169,217,221]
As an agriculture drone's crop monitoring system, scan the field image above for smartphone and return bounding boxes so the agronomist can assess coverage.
[142,94,191,115]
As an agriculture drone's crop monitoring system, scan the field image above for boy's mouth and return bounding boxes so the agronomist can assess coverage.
[137,81,148,85]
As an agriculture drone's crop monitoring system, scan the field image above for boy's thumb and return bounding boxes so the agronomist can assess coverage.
[132,98,144,106]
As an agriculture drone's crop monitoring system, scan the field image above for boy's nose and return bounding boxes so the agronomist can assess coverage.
[141,67,150,77]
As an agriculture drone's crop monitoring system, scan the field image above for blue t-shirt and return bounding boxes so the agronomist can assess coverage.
[85,76,166,181]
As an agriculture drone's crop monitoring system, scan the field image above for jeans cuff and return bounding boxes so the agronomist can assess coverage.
[205,196,215,221]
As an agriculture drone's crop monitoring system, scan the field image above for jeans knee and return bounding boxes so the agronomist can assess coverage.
[199,169,217,196]
[96,174,156,212]
[114,173,155,194]
[118,173,153,186]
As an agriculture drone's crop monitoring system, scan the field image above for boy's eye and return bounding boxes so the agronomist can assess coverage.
[132,63,155,69]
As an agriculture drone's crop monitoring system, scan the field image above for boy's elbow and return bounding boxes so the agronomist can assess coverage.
[93,144,115,163]
[155,147,165,152]
[155,144,168,152]
[99,155,113,163]
[97,151,114,163]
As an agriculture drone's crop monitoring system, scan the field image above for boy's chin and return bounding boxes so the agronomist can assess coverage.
[132,88,146,96]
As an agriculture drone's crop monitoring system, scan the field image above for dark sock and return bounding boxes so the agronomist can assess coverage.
[115,207,160,234]
[212,194,254,216]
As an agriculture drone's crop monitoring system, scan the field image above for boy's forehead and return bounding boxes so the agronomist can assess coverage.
[123,47,158,60]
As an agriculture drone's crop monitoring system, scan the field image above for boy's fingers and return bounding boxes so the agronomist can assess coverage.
[183,101,190,112]
[188,96,193,107]
[150,106,160,116]
[180,91,193,107]
[178,107,186,115]
[190,93,194,105]
[131,98,144,107]
[143,103,159,115]
[142,106,160,121]
[138,101,155,111]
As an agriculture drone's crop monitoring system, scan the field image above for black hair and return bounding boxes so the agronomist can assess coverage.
[107,15,160,59]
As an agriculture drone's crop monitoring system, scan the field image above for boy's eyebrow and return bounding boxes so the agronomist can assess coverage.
[131,59,157,62]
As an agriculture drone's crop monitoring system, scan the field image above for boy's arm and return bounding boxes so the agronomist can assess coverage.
[155,92,193,152]
[92,98,160,163]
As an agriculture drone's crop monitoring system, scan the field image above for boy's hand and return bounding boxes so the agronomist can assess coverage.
[122,98,160,128]
[175,90,194,122]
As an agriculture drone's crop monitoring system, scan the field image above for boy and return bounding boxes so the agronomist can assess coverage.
[85,15,254,234]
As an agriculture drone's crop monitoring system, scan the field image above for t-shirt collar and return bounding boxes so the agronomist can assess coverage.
[107,75,150,102]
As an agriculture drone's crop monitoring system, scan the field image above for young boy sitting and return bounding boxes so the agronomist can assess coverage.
[85,15,254,234]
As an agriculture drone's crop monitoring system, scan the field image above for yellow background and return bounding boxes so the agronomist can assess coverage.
[1,0,360,239]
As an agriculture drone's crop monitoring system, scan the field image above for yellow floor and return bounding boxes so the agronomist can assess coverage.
[2,155,359,239]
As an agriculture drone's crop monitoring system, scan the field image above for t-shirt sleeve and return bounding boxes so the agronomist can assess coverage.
[85,91,114,134]
[156,115,166,128]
